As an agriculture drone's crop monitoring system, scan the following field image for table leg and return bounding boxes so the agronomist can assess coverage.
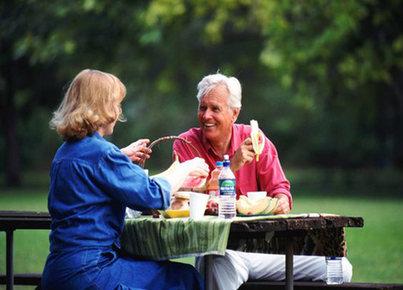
[285,238,293,290]
[6,229,14,290]
[204,255,214,290]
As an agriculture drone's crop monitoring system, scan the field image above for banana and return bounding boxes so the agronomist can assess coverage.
[236,196,254,215]
[250,120,265,161]
[250,197,270,215]
[262,197,279,214]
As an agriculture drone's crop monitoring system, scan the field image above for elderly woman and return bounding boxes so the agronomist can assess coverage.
[173,73,353,290]
[41,69,208,290]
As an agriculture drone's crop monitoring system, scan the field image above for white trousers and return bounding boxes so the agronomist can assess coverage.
[197,250,353,290]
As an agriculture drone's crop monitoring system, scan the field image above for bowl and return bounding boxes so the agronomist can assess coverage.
[247,191,267,201]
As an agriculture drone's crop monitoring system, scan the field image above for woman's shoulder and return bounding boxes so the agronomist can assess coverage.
[54,133,119,163]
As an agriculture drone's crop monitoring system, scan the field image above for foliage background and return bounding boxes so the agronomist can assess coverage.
[1,0,402,185]
[0,0,403,286]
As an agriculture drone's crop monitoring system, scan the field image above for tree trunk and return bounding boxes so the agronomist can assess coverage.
[1,57,22,186]
[392,72,403,168]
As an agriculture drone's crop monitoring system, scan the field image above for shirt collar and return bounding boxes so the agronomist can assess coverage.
[200,124,237,158]
[93,131,104,140]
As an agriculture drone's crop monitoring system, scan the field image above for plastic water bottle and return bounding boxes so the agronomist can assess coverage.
[326,257,343,284]
[207,161,223,197]
[218,155,236,219]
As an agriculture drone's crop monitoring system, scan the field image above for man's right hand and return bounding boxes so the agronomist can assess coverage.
[231,137,255,171]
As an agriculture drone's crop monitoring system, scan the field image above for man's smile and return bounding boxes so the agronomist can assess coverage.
[203,123,216,128]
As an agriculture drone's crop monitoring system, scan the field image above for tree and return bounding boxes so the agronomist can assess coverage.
[255,0,403,167]
[1,0,402,187]
[0,0,144,185]
[142,0,403,167]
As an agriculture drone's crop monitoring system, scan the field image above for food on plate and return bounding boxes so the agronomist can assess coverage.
[170,191,190,210]
[160,192,191,218]
[205,195,219,215]
[162,208,190,218]
[250,119,265,161]
[236,195,278,215]
[247,191,267,201]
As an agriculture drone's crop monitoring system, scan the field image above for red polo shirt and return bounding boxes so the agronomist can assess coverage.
[173,124,292,207]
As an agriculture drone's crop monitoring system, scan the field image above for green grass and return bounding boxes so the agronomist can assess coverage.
[0,188,402,289]
[0,189,49,290]
[292,196,403,283]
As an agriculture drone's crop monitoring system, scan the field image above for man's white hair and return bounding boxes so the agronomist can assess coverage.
[196,73,242,108]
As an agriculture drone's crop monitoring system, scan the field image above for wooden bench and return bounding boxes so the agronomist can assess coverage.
[0,211,51,290]
[239,281,403,290]
[0,273,41,286]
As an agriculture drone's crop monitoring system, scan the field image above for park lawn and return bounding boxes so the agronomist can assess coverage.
[292,195,403,283]
[0,189,402,289]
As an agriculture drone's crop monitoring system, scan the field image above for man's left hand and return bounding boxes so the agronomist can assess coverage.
[274,193,291,214]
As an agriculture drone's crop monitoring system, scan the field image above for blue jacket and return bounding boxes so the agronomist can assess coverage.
[42,132,203,290]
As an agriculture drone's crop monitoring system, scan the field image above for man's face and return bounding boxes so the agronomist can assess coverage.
[197,84,239,143]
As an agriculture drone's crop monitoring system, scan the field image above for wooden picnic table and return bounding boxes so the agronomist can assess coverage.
[0,211,364,290]
[210,214,364,290]
[121,213,364,290]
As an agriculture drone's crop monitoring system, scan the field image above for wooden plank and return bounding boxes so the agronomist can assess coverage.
[0,211,50,218]
[228,216,363,256]
[239,281,403,290]
[0,218,51,230]
[0,211,51,230]
[0,273,42,286]
[230,216,363,234]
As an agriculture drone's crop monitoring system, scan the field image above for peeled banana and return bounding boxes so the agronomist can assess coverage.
[250,120,265,161]
[236,195,278,215]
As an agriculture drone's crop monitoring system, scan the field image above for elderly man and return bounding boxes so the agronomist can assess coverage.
[173,73,352,290]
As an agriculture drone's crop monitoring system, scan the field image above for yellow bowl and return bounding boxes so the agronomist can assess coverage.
[161,209,190,218]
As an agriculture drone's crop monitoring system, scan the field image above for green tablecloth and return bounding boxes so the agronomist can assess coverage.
[121,216,231,260]
[121,213,322,261]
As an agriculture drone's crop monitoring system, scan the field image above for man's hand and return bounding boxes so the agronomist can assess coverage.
[121,139,152,164]
[273,193,291,214]
[230,137,255,172]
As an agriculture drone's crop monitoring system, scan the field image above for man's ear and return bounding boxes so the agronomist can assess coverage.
[232,108,241,123]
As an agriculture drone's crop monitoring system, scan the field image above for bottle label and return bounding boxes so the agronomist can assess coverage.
[219,179,236,196]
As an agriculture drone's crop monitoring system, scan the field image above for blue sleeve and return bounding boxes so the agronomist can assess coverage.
[96,148,171,210]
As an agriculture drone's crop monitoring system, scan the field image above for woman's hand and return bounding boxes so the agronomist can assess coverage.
[273,193,291,214]
[182,157,210,178]
[230,138,255,172]
[153,157,209,194]
[121,139,152,164]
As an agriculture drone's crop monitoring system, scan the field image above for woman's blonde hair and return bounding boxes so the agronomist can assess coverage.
[50,69,126,140]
